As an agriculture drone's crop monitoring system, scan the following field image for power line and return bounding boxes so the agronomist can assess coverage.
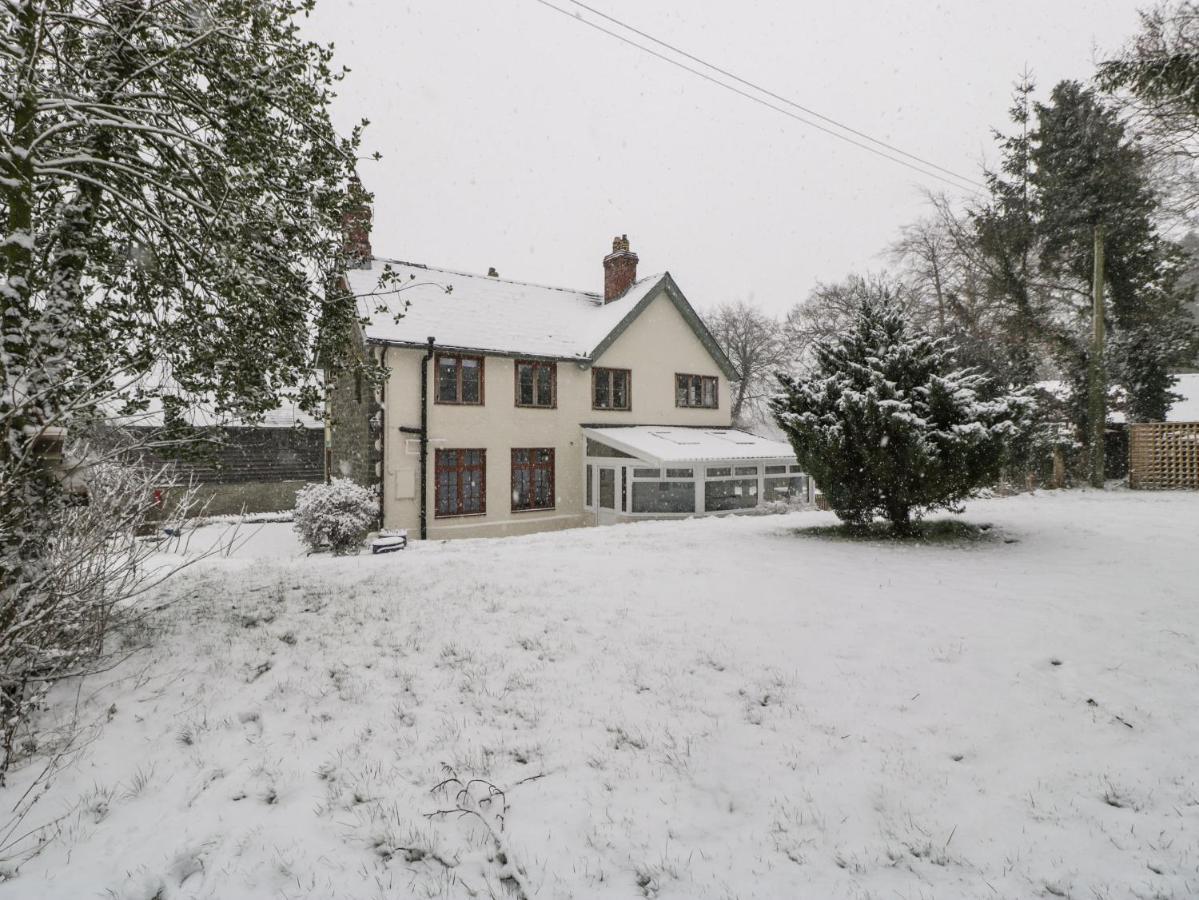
[533,0,985,193]
[565,0,984,190]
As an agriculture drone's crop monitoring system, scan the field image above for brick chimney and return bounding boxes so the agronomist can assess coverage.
[342,177,372,269]
[603,234,638,303]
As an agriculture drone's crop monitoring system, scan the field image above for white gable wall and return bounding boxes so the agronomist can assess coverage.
[376,291,731,539]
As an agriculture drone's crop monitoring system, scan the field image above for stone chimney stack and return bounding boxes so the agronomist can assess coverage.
[342,177,373,269]
[603,234,638,303]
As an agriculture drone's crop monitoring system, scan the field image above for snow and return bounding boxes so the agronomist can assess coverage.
[347,257,668,358]
[1166,372,1199,422]
[583,426,797,465]
[6,491,1199,898]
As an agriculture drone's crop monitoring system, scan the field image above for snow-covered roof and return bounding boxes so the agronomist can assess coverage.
[113,397,323,430]
[583,426,796,466]
[1035,374,1199,424]
[1166,373,1199,422]
[344,258,735,378]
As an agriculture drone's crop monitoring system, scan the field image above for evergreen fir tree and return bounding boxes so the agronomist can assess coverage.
[771,292,1031,533]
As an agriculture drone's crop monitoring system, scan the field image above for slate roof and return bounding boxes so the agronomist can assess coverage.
[344,258,736,378]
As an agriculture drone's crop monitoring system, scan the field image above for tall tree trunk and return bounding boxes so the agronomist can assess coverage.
[1089,224,1106,489]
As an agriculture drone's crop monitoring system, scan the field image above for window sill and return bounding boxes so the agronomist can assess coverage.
[512,506,556,514]
[514,404,557,410]
[434,511,488,519]
[434,400,484,406]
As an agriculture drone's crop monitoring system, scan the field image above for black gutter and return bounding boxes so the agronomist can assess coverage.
[399,336,436,539]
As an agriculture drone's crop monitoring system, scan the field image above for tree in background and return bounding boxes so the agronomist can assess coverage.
[783,273,927,370]
[0,0,364,777]
[948,77,1195,484]
[707,300,792,427]
[771,292,1030,534]
[1099,1,1199,219]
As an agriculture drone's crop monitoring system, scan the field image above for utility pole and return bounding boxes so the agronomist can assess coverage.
[1089,224,1106,489]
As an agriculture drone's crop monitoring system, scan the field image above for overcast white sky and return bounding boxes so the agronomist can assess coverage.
[304,0,1146,316]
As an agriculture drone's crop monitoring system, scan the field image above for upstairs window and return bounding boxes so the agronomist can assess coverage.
[435,448,486,517]
[511,448,555,511]
[676,374,718,409]
[515,360,556,408]
[593,367,631,410]
[436,353,484,405]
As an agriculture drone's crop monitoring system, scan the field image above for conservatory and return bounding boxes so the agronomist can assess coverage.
[581,426,811,526]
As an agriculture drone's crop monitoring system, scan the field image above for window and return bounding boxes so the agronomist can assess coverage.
[706,466,732,478]
[511,448,555,512]
[436,353,484,405]
[734,465,758,476]
[435,449,486,517]
[665,467,694,479]
[598,468,616,508]
[515,360,555,408]
[765,475,809,501]
[592,367,631,410]
[765,464,787,475]
[585,464,593,507]
[632,481,696,514]
[633,468,661,478]
[705,478,759,512]
[676,374,718,409]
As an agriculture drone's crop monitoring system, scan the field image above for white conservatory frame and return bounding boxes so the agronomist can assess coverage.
[580,426,812,524]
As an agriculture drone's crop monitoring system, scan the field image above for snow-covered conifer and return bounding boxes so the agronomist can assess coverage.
[771,291,1032,532]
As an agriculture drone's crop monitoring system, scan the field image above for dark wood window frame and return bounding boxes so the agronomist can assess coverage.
[435,352,485,405]
[592,367,632,411]
[510,448,555,512]
[676,373,719,409]
[514,359,557,409]
[435,448,487,518]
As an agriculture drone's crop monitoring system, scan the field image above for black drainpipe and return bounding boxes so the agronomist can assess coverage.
[400,336,435,539]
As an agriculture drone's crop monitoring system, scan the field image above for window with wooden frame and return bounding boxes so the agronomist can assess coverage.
[514,360,556,408]
[435,353,484,405]
[675,373,718,409]
[435,448,486,517]
[592,367,631,410]
[511,448,555,512]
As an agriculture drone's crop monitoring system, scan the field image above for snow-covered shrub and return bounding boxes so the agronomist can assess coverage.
[1,452,197,786]
[293,479,377,555]
[770,292,1032,533]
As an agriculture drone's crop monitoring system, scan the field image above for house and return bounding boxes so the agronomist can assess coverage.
[327,215,805,540]
[106,394,325,516]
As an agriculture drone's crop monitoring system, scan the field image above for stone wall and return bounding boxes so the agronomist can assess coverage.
[326,326,380,490]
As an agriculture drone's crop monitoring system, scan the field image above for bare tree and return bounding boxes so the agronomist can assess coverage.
[783,273,926,371]
[707,300,793,427]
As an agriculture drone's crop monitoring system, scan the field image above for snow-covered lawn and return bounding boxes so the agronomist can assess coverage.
[5,491,1199,899]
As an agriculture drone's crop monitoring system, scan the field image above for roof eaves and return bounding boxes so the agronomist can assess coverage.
[364,335,591,364]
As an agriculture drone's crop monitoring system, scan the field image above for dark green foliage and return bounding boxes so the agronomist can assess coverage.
[973,76,1195,465]
[771,293,1031,532]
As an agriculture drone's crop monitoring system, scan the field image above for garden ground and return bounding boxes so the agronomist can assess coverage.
[4,490,1198,899]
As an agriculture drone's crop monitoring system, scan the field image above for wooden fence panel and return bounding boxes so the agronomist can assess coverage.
[1129,422,1199,490]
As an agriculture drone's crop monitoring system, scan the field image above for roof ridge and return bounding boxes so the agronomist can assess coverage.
[370,256,665,303]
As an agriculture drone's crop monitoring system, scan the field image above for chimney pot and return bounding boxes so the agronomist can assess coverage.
[342,177,373,269]
[487,267,499,277]
[602,234,638,303]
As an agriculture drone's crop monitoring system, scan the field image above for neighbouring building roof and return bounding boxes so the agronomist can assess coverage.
[1036,373,1199,425]
[1167,373,1199,422]
[582,426,796,466]
[345,258,736,378]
